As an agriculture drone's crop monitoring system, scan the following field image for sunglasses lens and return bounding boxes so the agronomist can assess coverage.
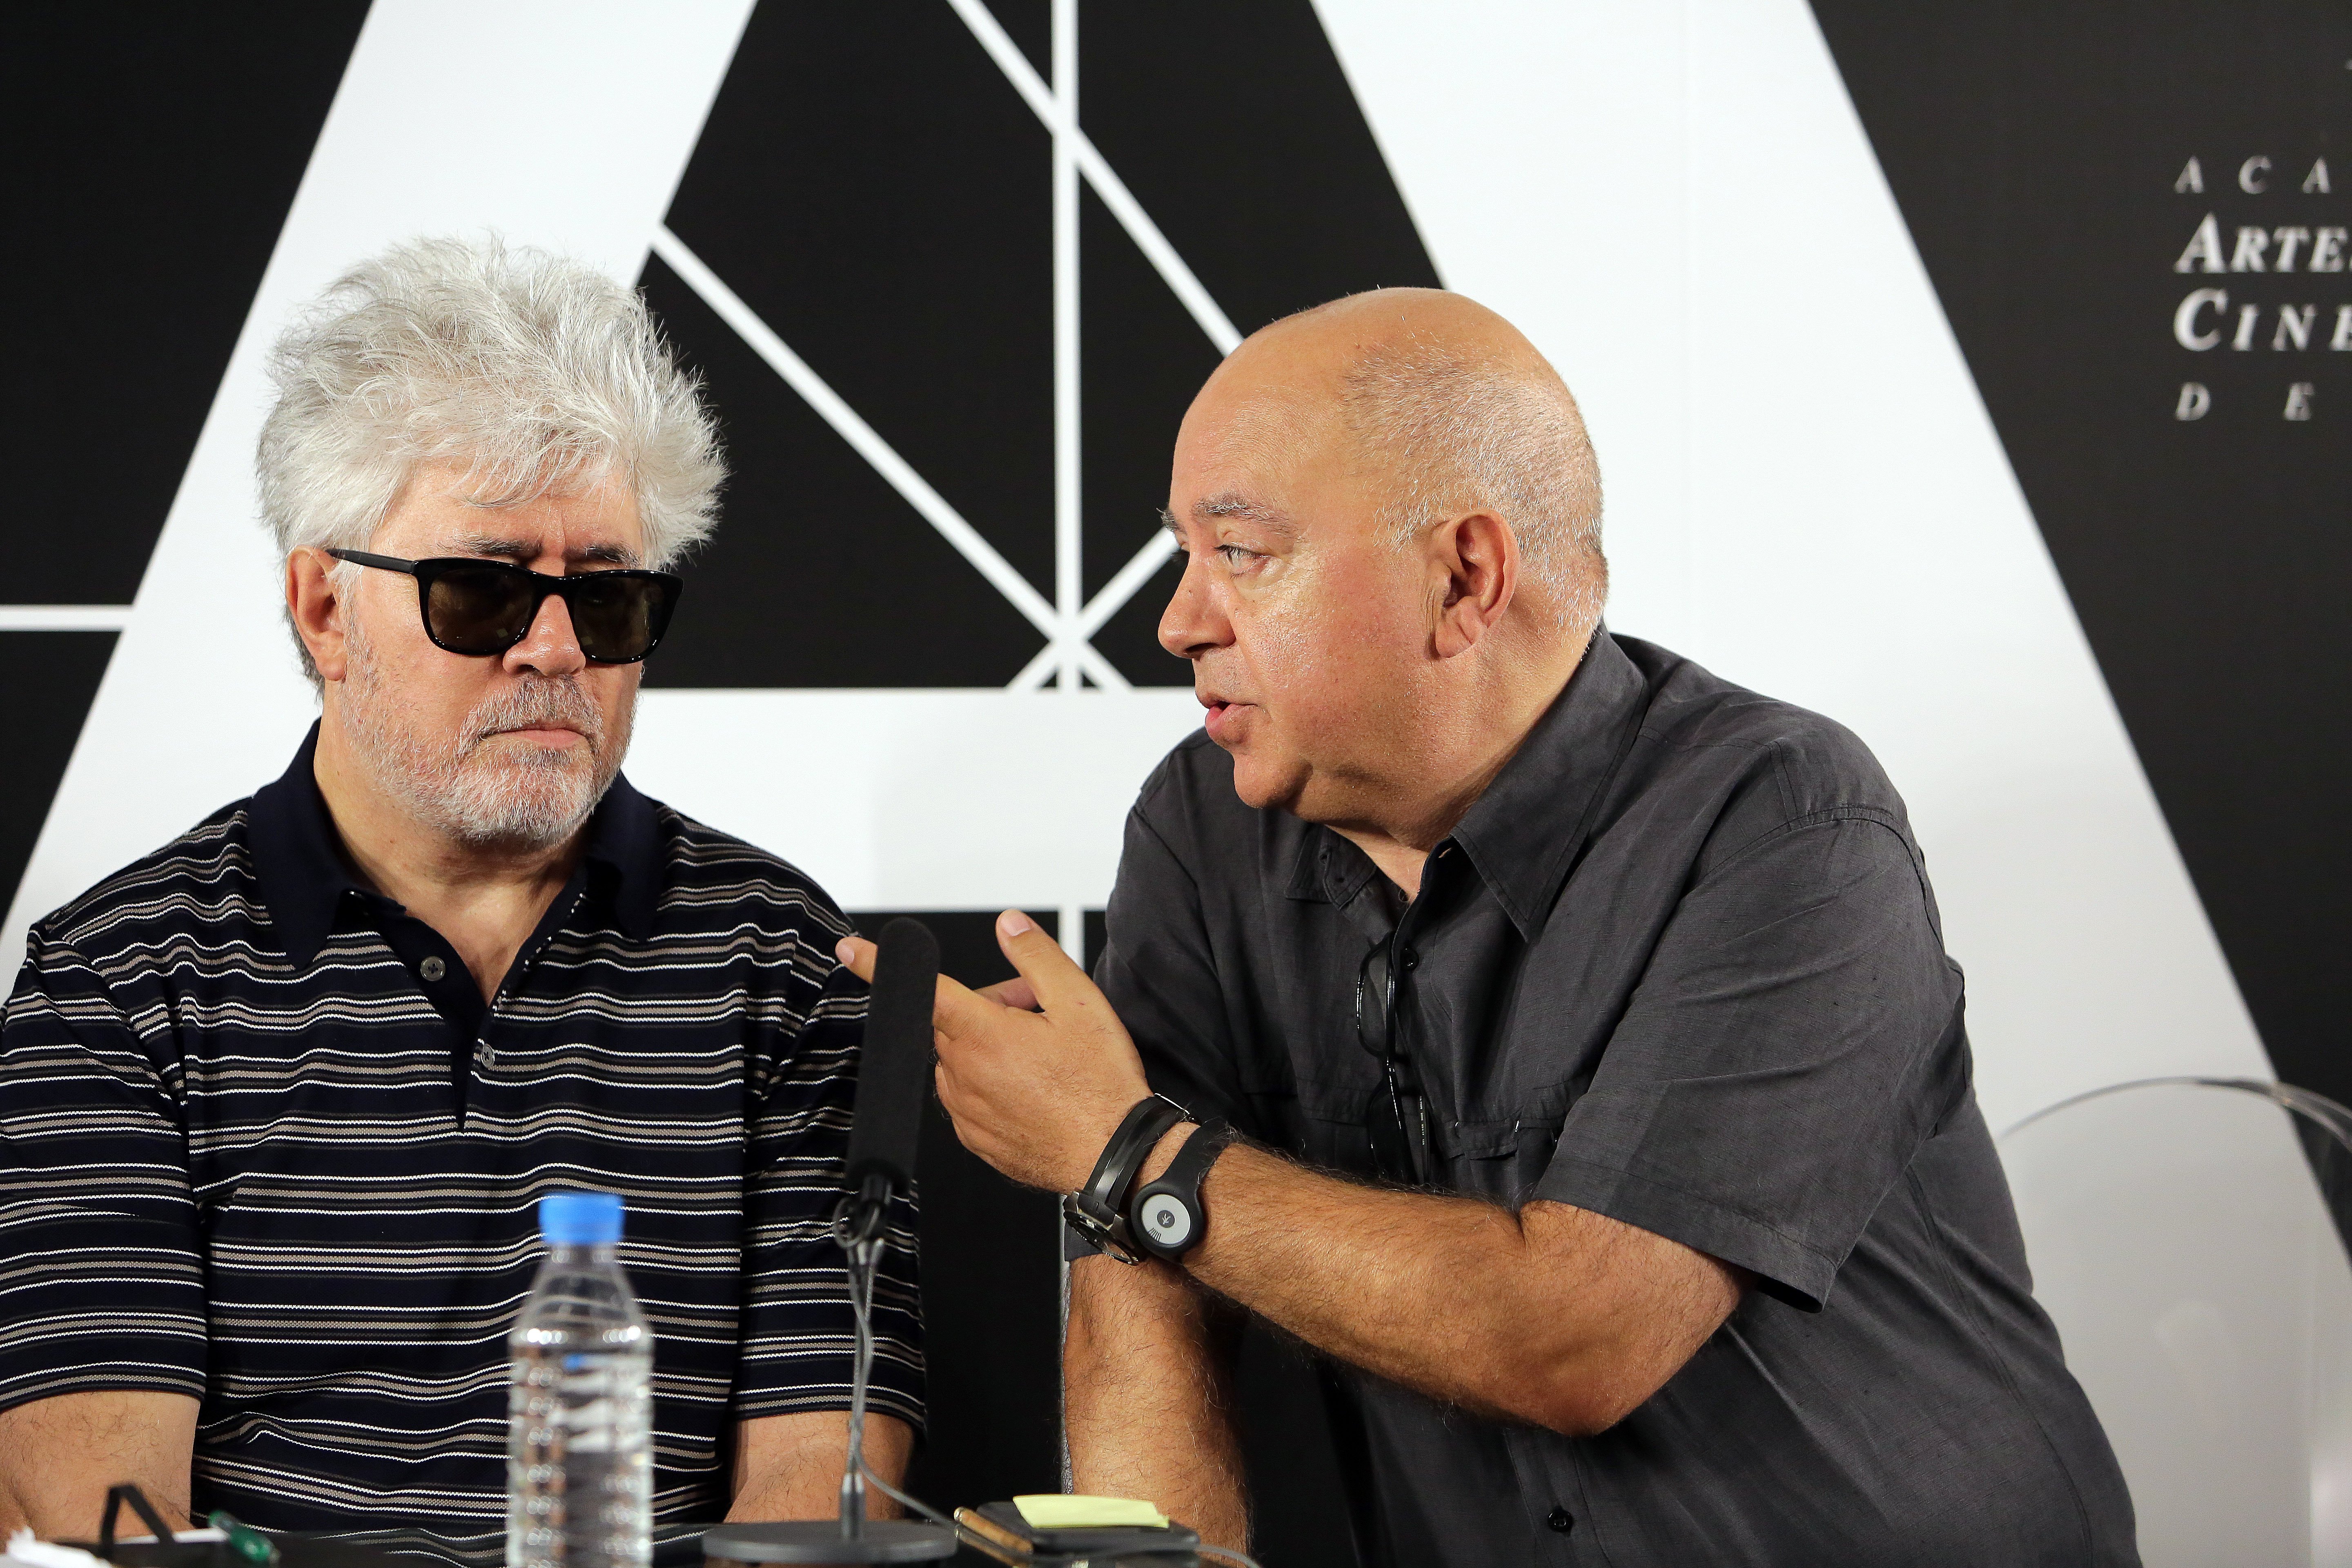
[568,573,670,662]
[425,565,536,654]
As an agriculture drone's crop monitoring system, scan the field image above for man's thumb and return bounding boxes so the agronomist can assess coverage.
[996,909,1085,1007]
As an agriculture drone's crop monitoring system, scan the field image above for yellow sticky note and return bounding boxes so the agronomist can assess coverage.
[1012,1494,1170,1530]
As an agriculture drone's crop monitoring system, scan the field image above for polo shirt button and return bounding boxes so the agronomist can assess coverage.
[420,956,447,982]
[1546,1506,1574,1534]
[1402,949,1420,970]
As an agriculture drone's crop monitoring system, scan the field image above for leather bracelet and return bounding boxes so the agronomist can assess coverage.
[1060,1094,1187,1264]
[1130,1121,1235,1261]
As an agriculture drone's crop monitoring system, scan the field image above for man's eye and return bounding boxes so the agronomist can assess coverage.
[1216,545,1261,567]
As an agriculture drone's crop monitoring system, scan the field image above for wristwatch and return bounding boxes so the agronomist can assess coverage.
[1060,1094,1188,1264]
[1130,1121,1236,1261]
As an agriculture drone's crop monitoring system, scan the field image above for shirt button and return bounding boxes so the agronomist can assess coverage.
[1402,949,1420,970]
[477,1042,495,1068]
[420,956,447,982]
[1547,1507,1575,1534]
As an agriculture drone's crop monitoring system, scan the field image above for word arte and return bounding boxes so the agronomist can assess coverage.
[2169,157,2345,420]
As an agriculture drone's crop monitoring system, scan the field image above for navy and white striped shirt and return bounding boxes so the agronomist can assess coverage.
[0,729,921,1559]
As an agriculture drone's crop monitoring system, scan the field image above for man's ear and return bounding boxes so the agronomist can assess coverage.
[286,549,351,683]
[1430,510,1518,659]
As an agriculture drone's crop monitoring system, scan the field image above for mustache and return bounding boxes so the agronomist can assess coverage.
[462,677,605,755]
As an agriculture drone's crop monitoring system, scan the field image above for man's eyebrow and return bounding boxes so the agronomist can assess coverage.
[1188,493,1294,534]
[452,532,641,568]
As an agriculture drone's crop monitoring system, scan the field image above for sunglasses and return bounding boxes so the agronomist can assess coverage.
[1356,940,1430,1185]
[327,550,683,664]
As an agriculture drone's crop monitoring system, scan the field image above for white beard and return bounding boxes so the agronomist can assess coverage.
[340,612,630,851]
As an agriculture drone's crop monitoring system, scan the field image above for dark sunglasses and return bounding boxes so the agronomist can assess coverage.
[1356,941,1430,1185]
[327,550,683,664]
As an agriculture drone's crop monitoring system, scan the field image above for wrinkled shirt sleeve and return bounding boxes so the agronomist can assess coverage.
[0,927,209,1412]
[1094,805,1252,1133]
[1533,811,1970,1310]
[732,931,924,1431]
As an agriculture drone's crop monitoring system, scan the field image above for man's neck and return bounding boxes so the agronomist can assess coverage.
[313,715,586,1000]
[1329,624,1595,901]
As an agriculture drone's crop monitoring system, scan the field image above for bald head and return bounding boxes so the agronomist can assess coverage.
[1194,288,1605,631]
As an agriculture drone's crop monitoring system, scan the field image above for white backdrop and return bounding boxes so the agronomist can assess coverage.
[4,0,2266,1134]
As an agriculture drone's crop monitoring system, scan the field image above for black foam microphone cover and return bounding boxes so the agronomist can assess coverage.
[844,917,940,1196]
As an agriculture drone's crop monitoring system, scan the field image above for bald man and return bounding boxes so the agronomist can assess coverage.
[841,290,2135,1566]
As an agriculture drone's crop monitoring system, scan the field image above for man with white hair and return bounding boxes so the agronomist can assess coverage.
[0,238,918,1556]
[839,290,2136,1565]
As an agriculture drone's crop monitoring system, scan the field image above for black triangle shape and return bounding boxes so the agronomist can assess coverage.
[640,250,1044,686]
[661,0,1056,603]
[1811,0,2352,1102]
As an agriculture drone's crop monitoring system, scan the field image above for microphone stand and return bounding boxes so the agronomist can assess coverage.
[836,1178,887,1542]
[700,1175,955,1564]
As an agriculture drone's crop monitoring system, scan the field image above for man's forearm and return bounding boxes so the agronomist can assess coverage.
[1152,1133,1739,1434]
[0,1391,198,1540]
[1065,1254,1248,1551]
[728,1411,913,1523]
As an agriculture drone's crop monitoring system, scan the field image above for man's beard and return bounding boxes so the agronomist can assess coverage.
[341,612,630,852]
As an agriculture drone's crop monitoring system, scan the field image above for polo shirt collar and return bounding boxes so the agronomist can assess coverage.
[249,722,664,965]
[1283,629,1652,938]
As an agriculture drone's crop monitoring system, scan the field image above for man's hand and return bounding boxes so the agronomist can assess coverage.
[835,911,1149,1193]
[837,911,1742,1441]
[0,1390,197,1539]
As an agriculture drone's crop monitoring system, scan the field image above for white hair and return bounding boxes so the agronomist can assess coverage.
[1343,336,1606,631]
[258,234,723,677]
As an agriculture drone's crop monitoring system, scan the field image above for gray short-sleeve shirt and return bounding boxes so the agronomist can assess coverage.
[1095,632,2136,1568]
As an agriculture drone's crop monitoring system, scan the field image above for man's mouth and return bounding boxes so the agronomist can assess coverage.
[1199,693,1254,742]
[483,723,587,748]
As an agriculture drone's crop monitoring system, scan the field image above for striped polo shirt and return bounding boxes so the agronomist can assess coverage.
[0,728,922,1560]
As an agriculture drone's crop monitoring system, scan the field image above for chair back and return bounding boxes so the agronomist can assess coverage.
[2002,1077,2352,1568]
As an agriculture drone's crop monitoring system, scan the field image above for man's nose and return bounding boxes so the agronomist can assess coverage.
[505,590,588,677]
[1158,555,1232,659]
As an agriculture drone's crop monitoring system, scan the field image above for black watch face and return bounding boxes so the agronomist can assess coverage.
[1137,1190,1195,1251]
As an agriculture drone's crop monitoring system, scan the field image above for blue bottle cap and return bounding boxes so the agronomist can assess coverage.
[539,1190,624,1245]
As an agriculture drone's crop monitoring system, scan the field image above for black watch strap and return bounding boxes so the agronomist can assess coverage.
[1061,1094,1187,1263]
[1130,1121,1236,1260]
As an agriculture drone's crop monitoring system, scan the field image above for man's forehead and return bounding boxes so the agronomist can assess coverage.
[392,464,645,561]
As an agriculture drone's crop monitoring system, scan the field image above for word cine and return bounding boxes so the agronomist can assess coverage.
[2169,157,2339,421]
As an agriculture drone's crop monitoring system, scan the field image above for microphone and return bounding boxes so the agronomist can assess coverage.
[703,917,956,1565]
[837,918,939,1244]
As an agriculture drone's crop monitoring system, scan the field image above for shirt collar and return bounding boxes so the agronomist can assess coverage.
[1283,629,1653,939]
[248,722,664,965]
[1449,629,1651,937]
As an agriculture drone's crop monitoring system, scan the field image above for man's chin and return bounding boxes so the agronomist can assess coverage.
[433,756,609,848]
[1224,752,1308,816]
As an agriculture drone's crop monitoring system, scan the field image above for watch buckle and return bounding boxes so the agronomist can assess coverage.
[1060,1191,1147,1265]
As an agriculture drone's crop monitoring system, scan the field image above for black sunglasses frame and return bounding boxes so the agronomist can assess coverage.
[1356,940,1430,1186]
[326,549,683,664]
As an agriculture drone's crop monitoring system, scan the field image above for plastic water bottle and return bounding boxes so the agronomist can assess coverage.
[508,1192,653,1568]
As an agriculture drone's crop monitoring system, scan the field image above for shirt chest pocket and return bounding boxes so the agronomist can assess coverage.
[1434,1109,1572,1205]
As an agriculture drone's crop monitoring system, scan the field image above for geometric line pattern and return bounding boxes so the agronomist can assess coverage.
[655,0,1248,692]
